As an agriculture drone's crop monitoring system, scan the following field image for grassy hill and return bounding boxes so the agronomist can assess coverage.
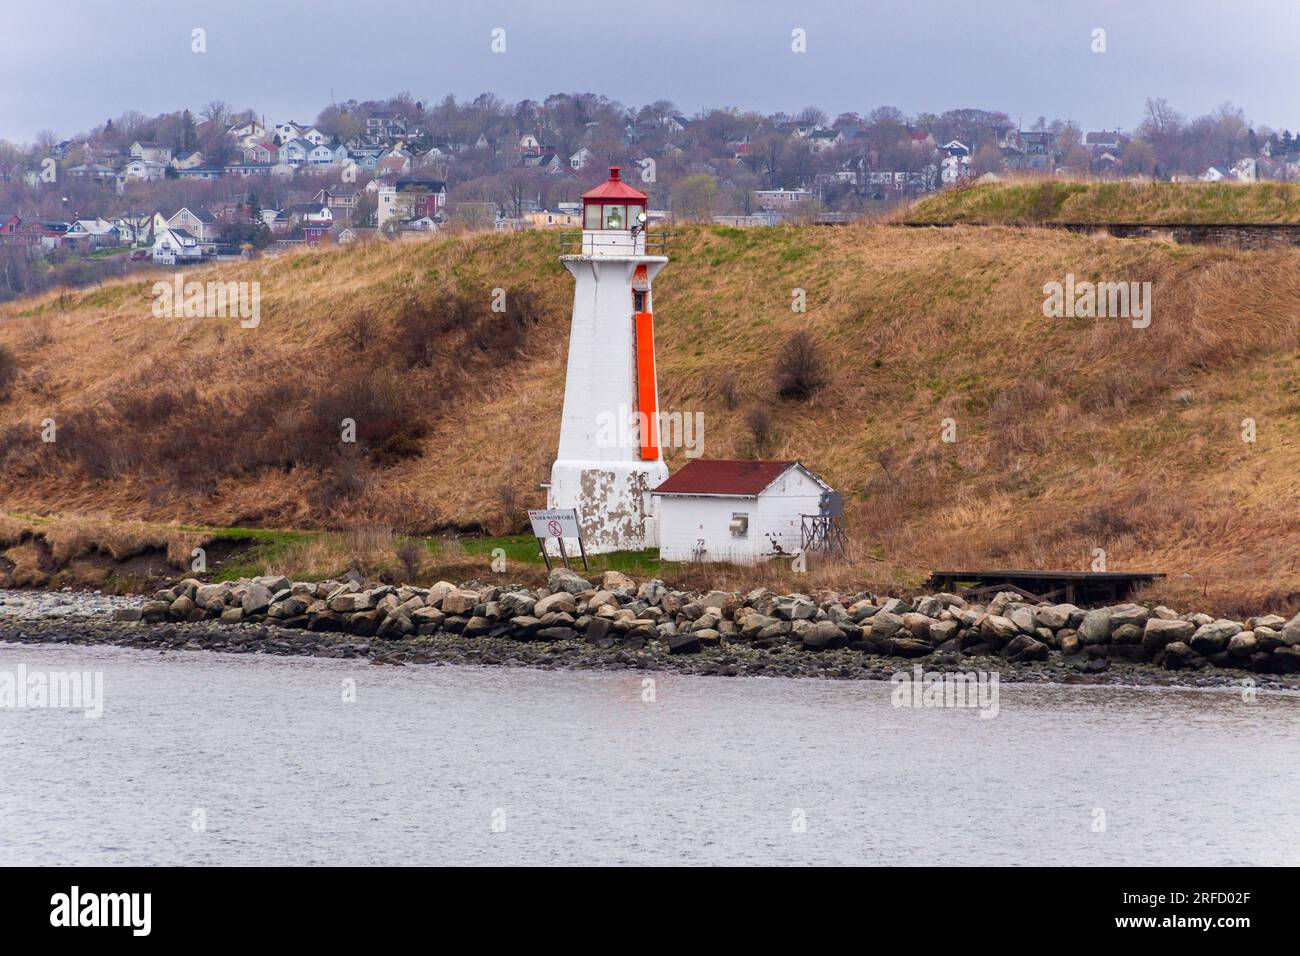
[1,223,1298,614]
[904,179,1300,225]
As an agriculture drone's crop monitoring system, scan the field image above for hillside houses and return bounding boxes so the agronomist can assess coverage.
[12,88,1300,285]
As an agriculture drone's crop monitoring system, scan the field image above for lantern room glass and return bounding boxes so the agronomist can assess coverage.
[584,201,648,230]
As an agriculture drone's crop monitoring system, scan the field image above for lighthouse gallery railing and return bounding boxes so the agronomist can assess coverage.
[558,231,673,256]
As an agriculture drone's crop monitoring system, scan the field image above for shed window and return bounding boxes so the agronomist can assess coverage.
[730,513,749,537]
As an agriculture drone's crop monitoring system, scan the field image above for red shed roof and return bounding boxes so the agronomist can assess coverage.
[652,459,801,497]
[582,166,648,202]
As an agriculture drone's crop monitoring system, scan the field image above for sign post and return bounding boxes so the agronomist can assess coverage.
[526,508,588,572]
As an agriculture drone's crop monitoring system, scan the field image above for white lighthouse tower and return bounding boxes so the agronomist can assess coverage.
[548,166,668,553]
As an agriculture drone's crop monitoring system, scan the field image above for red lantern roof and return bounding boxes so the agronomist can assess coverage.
[582,166,648,202]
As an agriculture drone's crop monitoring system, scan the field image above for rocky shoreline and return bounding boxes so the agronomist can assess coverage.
[3,572,1299,691]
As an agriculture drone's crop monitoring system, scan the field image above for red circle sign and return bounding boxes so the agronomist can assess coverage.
[547,520,563,537]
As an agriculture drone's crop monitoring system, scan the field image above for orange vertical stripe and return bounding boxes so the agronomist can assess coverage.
[634,311,659,460]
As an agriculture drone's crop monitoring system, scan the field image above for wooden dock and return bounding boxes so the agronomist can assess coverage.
[928,569,1165,606]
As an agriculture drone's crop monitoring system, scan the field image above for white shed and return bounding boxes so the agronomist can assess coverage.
[652,459,833,564]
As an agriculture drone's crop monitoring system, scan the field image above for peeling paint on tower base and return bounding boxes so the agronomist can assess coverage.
[547,460,668,555]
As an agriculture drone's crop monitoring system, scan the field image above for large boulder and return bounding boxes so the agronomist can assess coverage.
[1111,623,1144,645]
[914,596,944,619]
[195,583,232,610]
[1281,612,1300,647]
[377,614,413,638]
[1035,604,1078,630]
[891,638,934,658]
[440,588,481,616]
[929,619,959,646]
[461,616,493,638]
[900,612,933,642]
[980,614,1019,644]
[1003,634,1049,663]
[534,591,577,616]
[1188,619,1242,655]
[426,581,457,606]
[1008,607,1037,634]
[497,591,536,618]
[870,611,905,639]
[587,590,619,612]
[253,574,291,594]
[1162,641,1199,670]
[1078,608,1112,645]
[668,632,702,655]
[1272,646,1300,673]
[241,583,274,615]
[847,599,879,622]
[801,620,845,650]
[600,570,637,592]
[773,596,817,621]
[1227,631,1258,657]
[547,568,592,594]
[739,613,780,639]
[168,596,196,621]
[637,578,668,604]
[1108,603,1150,629]
[1142,618,1195,649]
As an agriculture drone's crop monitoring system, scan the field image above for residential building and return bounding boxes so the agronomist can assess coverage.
[168,207,220,242]
[130,141,174,164]
[377,178,447,227]
[152,227,203,264]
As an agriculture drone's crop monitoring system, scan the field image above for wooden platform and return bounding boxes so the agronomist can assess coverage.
[928,569,1165,606]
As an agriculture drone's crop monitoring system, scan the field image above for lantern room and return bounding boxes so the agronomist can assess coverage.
[582,166,648,231]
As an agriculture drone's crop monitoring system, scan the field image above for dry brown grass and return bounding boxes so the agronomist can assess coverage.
[904,178,1300,225]
[1,224,1298,612]
[37,516,208,566]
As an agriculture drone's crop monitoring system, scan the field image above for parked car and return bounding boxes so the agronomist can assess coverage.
[129,250,149,261]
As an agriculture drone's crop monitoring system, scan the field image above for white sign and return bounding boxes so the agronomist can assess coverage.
[527,508,582,540]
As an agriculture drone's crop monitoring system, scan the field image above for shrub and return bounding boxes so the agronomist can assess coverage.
[0,345,18,399]
[744,404,772,451]
[774,331,828,401]
[394,539,426,581]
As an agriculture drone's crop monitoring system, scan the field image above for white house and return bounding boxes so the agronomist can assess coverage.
[151,227,203,264]
[171,150,205,170]
[227,119,266,144]
[120,159,167,182]
[113,214,153,245]
[279,139,312,166]
[64,218,118,248]
[130,141,173,164]
[652,459,834,564]
[1230,158,1258,182]
[307,143,345,166]
[569,146,592,170]
[274,121,305,141]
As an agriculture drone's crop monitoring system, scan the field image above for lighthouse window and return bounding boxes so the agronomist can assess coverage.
[584,204,601,229]
[603,205,625,229]
[633,290,646,311]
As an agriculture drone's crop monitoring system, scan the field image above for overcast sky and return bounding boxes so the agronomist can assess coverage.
[1,0,1295,143]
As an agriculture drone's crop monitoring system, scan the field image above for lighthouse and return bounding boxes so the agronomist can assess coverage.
[547,166,668,553]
